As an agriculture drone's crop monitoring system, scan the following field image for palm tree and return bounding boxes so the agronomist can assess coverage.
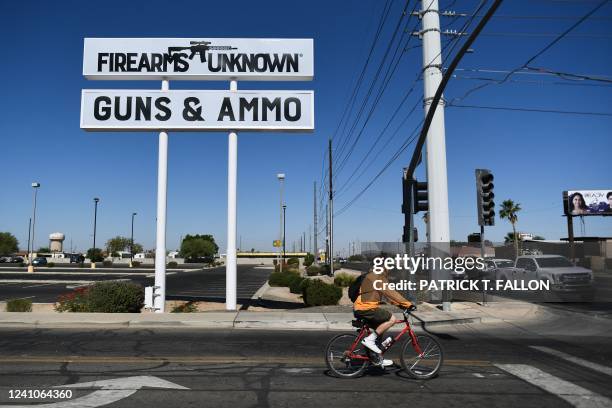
[499,200,521,257]
[504,232,519,244]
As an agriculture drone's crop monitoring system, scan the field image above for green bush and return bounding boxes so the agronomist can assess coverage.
[268,270,299,287]
[85,281,144,313]
[348,254,366,262]
[306,264,321,276]
[289,276,305,294]
[55,282,144,313]
[334,273,357,287]
[6,298,32,312]
[47,262,55,268]
[303,253,315,267]
[102,260,113,267]
[132,261,141,267]
[167,261,178,268]
[287,257,299,266]
[303,280,342,306]
[171,302,197,313]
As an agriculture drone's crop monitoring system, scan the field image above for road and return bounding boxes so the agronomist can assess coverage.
[0,313,611,407]
[0,265,271,304]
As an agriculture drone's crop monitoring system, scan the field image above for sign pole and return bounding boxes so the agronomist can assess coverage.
[154,79,169,313]
[226,79,238,311]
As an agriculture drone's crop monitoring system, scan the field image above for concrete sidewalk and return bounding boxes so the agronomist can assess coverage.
[0,301,539,330]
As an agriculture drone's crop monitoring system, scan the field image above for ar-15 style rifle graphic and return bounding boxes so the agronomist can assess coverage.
[167,41,237,63]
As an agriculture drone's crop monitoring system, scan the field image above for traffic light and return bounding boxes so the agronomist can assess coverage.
[401,171,422,243]
[476,169,495,226]
[413,180,429,214]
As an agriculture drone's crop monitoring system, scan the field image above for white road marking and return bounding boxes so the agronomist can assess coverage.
[530,346,612,377]
[22,283,59,288]
[280,368,314,374]
[495,364,612,408]
[472,373,485,378]
[0,375,188,408]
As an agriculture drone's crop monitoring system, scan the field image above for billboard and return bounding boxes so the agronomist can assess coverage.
[566,190,612,216]
[80,90,314,131]
[83,38,314,81]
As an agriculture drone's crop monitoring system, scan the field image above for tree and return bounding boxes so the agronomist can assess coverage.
[179,234,219,259]
[499,200,522,257]
[504,232,520,244]
[37,247,50,253]
[180,239,217,260]
[533,235,546,240]
[87,248,104,262]
[131,243,144,254]
[0,232,18,256]
[106,236,131,253]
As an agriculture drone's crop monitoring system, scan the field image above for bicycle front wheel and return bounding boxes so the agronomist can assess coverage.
[400,334,443,379]
[324,333,369,378]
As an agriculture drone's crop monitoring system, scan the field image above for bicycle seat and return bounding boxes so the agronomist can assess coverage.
[351,319,366,328]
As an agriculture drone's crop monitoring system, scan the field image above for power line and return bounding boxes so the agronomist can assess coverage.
[448,103,612,116]
[334,0,420,177]
[334,0,415,170]
[449,0,611,104]
[334,1,486,195]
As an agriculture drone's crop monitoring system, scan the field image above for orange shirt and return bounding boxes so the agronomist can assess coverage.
[353,272,413,311]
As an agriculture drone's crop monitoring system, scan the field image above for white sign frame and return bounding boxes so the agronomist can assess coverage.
[80,89,314,132]
[83,38,314,81]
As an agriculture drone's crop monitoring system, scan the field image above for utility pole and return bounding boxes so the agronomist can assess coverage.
[92,197,99,270]
[325,204,329,265]
[418,0,451,310]
[328,139,334,275]
[313,181,318,262]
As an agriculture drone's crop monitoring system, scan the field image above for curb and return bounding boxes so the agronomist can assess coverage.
[0,312,482,330]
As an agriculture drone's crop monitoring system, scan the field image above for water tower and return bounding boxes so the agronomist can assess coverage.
[49,232,65,253]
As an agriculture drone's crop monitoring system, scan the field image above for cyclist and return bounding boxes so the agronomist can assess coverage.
[353,267,416,367]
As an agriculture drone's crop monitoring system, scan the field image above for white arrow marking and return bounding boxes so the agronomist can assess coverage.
[0,376,188,408]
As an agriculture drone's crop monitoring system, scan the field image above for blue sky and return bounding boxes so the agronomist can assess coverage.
[0,0,610,255]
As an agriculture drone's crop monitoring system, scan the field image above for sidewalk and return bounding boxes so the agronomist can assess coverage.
[0,301,539,330]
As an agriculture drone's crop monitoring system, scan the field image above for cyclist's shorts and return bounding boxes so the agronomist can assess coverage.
[354,308,392,329]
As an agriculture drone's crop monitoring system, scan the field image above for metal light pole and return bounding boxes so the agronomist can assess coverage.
[28,182,40,273]
[130,212,137,267]
[282,205,287,261]
[92,197,99,269]
[277,173,285,273]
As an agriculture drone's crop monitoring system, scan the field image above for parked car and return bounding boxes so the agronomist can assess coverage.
[32,257,48,266]
[471,258,514,280]
[69,254,85,263]
[497,255,593,295]
[6,256,24,263]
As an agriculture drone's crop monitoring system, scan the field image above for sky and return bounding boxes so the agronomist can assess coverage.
[0,0,610,255]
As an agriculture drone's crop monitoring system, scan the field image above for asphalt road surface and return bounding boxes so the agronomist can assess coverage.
[0,265,271,303]
[0,313,611,408]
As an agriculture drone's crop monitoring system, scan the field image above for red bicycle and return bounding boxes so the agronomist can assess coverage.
[325,309,443,379]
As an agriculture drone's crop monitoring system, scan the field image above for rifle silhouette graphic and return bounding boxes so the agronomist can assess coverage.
[167,41,237,63]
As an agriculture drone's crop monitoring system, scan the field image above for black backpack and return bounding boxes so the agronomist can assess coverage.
[348,274,366,303]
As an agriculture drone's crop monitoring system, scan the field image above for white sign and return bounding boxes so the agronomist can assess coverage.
[83,38,314,81]
[80,90,314,131]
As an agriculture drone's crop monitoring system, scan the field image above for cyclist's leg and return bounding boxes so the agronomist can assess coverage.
[375,311,396,336]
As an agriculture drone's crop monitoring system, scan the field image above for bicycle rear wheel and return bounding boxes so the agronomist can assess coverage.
[325,333,369,378]
[400,334,443,379]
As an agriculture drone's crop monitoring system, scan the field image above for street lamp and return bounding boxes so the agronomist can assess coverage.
[277,173,285,273]
[27,182,40,273]
[92,197,100,269]
[130,212,137,267]
[282,204,287,261]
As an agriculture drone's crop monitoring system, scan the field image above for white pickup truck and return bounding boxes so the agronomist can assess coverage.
[496,255,594,295]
